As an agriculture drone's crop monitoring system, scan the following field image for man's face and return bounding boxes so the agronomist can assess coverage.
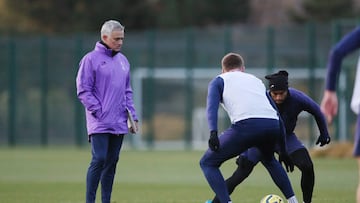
[102,29,124,52]
[270,90,288,104]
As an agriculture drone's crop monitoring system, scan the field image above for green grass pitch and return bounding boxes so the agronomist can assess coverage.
[0,148,356,203]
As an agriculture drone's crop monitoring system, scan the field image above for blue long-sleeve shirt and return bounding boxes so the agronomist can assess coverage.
[276,88,329,137]
[326,26,360,91]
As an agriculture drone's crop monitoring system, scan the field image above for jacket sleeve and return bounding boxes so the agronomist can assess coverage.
[125,66,138,121]
[76,56,101,117]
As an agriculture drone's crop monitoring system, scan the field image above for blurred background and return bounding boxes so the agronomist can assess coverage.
[0,0,359,150]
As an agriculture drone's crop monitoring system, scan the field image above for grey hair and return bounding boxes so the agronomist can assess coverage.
[100,20,125,37]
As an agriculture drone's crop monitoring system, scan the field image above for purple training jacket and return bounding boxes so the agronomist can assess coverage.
[76,42,138,136]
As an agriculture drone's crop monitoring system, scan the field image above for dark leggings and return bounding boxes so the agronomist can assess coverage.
[212,148,314,203]
[290,148,314,203]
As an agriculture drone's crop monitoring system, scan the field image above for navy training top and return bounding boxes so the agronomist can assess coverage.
[275,88,329,137]
[326,26,360,91]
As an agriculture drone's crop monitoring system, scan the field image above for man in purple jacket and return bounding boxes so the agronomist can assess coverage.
[76,20,138,203]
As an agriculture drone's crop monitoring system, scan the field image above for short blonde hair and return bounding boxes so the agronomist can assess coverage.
[221,52,244,71]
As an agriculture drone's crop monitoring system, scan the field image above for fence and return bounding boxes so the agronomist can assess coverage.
[0,21,358,149]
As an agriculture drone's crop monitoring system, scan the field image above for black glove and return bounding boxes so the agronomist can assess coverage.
[316,134,331,147]
[278,152,294,172]
[208,130,219,152]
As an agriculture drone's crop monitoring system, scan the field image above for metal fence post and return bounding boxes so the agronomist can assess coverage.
[331,21,342,141]
[74,35,85,147]
[266,26,275,74]
[40,36,48,146]
[8,39,16,146]
[224,24,232,54]
[144,29,156,149]
[306,22,316,145]
[185,27,194,149]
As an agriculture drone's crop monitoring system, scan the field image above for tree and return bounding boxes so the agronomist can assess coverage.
[2,0,250,33]
[4,0,79,32]
[3,0,156,33]
[289,0,355,23]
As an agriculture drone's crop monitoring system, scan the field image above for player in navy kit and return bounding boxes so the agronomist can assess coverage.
[199,53,298,203]
[208,70,330,203]
[320,26,360,203]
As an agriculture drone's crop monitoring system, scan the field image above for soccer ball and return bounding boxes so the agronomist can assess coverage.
[260,194,284,203]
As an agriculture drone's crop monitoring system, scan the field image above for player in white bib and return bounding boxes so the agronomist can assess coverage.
[199,53,298,203]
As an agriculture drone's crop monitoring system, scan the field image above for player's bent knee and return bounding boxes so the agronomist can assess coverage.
[199,155,211,168]
[236,155,256,169]
[299,162,314,173]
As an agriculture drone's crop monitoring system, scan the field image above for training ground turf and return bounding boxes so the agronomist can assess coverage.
[0,148,356,203]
